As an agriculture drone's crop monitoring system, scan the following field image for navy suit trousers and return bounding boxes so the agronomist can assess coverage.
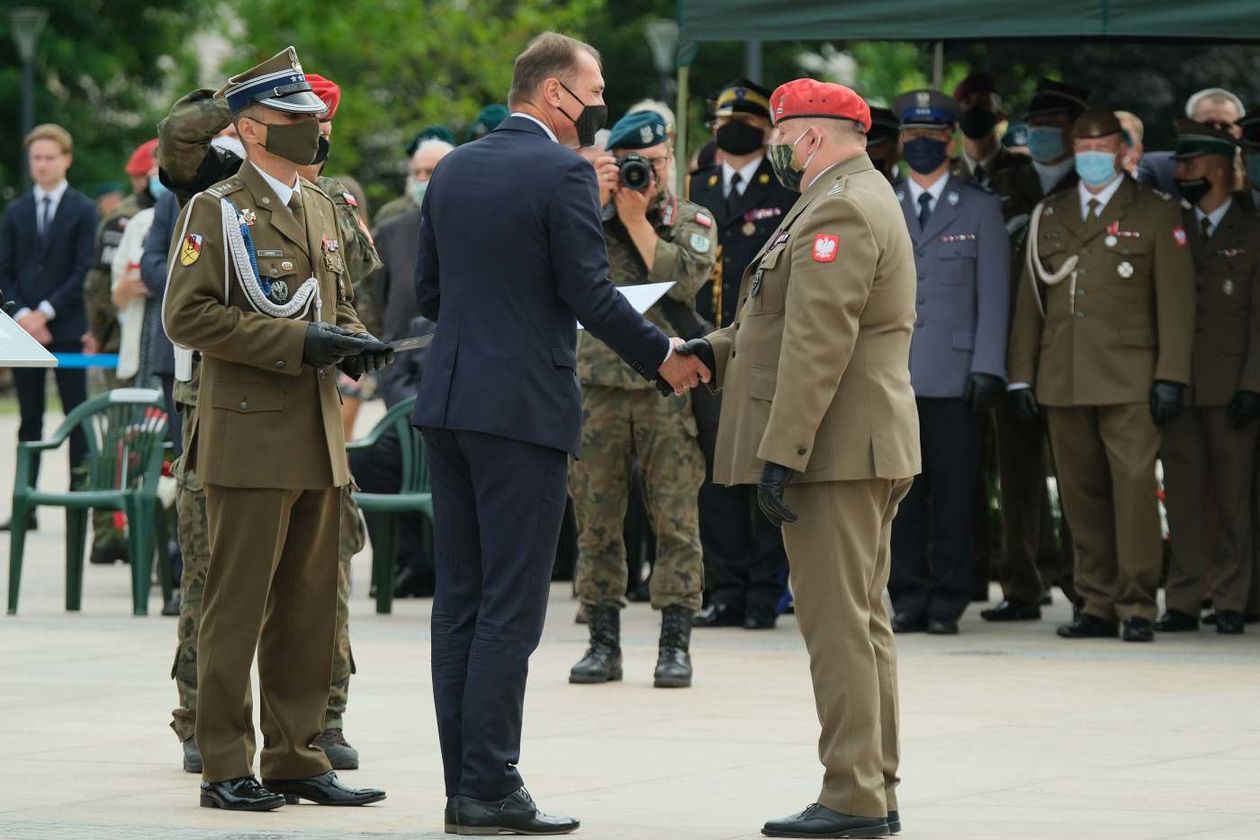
[422,427,568,800]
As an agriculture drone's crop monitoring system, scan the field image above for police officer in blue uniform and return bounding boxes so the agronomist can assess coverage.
[888,89,1011,634]
[687,79,799,629]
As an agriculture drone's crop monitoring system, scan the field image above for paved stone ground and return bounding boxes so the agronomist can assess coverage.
[1,404,1259,840]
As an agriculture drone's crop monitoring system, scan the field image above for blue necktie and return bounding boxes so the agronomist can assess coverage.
[917,192,933,229]
[38,195,52,239]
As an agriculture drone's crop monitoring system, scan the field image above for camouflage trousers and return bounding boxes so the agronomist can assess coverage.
[571,386,705,611]
[169,405,365,741]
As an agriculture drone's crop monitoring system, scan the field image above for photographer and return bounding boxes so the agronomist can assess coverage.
[569,110,716,689]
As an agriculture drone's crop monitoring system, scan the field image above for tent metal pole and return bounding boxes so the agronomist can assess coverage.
[676,63,691,169]
[744,39,763,83]
[932,40,944,87]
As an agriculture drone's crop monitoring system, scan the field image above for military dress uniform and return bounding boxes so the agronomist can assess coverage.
[162,49,385,808]
[686,79,798,628]
[1008,111,1195,639]
[569,111,715,688]
[1159,120,1260,633]
[887,90,1010,631]
[706,81,920,836]
[157,75,377,768]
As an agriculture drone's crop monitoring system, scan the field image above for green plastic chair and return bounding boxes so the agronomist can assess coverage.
[346,396,432,614]
[7,388,172,617]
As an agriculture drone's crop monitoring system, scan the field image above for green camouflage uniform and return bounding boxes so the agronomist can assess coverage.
[160,89,378,739]
[571,196,715,612]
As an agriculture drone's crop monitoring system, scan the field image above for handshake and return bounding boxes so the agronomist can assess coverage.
[655,338,715,397]
[303,322,397,377]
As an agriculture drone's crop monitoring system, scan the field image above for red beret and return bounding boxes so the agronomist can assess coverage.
[769,79,872,132]
[125,138,158,176]
[306,73,341,121]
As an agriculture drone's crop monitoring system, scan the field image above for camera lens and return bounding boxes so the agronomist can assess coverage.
[618,154,653,191]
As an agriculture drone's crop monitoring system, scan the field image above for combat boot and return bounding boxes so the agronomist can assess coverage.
[569,605,622,684]
[654,606,693,688]
[313,728,360,770]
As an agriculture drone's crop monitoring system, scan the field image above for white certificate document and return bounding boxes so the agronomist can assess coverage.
[0,310,57,367]
[577,281,675,330]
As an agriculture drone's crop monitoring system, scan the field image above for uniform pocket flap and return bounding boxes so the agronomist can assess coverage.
[758,245,785,271]
[1118,329,1155,348]
[944,239,979,259]
[257,256,300,279]
[211,383,286,414]
[551,347,577,370]
[951,331,976,350]
[748,365,778,401]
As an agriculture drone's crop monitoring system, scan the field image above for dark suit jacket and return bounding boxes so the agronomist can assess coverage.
[371,205,423,341]
[1137,151,1179,197]
[141,189,181,375]
[0,186,97,345]
[414,115,670,457]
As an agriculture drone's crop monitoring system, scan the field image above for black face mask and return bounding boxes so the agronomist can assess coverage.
[958,106,999,141]
[557,80,608,148]
[312,135,331,166]
[715,120,765,155]
[1175,177,1212,207]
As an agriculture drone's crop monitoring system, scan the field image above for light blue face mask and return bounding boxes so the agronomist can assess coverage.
[1248,155,1260,192]
[1075,150,1119,188]
[1026,125,1067,163]
[148,174,168,200]
[408,178,428,206]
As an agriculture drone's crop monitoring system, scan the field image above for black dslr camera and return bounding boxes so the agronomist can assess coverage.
[617,154,654,191]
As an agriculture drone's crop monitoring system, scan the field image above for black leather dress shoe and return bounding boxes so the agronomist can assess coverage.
[693,602,744,628]
[762,803,889,838]
[1056,613,1119,639]
[886,810,901,835]
[745,604,778,629]
[445,797,457,833]
[182,737,202,774]
[926,618,959,635]
[1216,610,1246,635]
[891,613,926,634]
[451,787,578,835]
[262,770,385,806]
[200,776,284,811]
[1121,617,1154,642]
[1153,609,1198,632]
[980,599,1041,622]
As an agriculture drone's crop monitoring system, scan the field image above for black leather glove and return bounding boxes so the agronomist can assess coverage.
[303,322,368,369]
[1228,389,1260,428]
[963,372,1005,414]
[1149,380,1184,426]
[2,300,16,316]
[757,462,798,528]
[1009,386,1040,421]
[338,333,396,379]
[655,337,717,397]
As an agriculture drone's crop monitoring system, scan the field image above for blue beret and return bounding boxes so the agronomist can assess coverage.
[607,111,668,151]
[892,89,958,128]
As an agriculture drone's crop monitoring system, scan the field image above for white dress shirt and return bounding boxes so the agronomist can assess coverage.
[907,171,950,217]
[510,112,558,143]
[722,157,762,198]
[252,161,301,208]
[17,180,71,321]
[1077,174,1126,221]
[1032,157,1076,196]
[1194,197,1232,239]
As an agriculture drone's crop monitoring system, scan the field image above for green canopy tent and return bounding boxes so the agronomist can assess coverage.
[671,0,1260,156]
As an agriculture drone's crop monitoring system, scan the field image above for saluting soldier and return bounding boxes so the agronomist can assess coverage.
[887,89,1009,635]
[1008,110,1196,643]
[569,110,715,689]
[682,78,920,839]
[686,78,798,630]
[162,47,389,810]
[982,80,1092,623]
[1157,119,1260,636]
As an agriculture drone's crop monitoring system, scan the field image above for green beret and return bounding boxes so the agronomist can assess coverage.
[607,111,668,151]
[406,125,456,155]
[466,104,509,143]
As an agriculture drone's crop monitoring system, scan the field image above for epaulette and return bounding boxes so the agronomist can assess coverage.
[959,178,994,195]
[825,175,848,197]
[204,177,244,199]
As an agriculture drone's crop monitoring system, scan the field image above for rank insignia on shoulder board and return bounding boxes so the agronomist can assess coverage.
[180,234,203,267]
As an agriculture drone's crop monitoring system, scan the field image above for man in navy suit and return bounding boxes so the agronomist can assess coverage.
[414,32,708,836]
[0,124,97,525]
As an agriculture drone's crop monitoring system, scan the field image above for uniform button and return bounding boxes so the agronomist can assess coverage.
[915,320,923,328]
[1077,268,1087,276]
[261,196,271,205]
[1076,311,1086,318]
[275,360,286,370]
[797,447,807,456]
[1079,248,1089,256]
[917,296,925,304]
[917,275,925,283]
[239,400,248,410]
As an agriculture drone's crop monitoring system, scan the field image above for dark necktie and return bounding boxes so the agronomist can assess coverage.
[38,195,52,240]
[1199,215,1213,247]
[726,171,743,217]
[288,191,305,232]
[917,192,933,229]
[1085,197,1101,228]
[973,163,987,187]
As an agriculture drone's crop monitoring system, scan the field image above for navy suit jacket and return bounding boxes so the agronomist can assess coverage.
[141,189,180,375]
[0,187,97,346]
[413,115,670,457]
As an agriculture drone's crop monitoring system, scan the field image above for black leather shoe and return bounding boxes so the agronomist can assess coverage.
[1121,617,1155,642]
[451,786,579,835]
[262,770,385,806]
[1216,610,1246,635]
[762,803,889,838]
[182,737,202,774]
[1039,590,1053,606]
[886,810,901,835]
[744,603,778,629]
[200,775,284,811]
[445,796,457,833]
[162,592,182,617]
[0,512,37,532]
[891,612,926,634]
[90,540,128,565]
[1057,613,1119,639]
[980,599,1041,622]
[693,601,744,628]
[312,728,360,770]
[926,618,959,635]
[1153,609,1198,632]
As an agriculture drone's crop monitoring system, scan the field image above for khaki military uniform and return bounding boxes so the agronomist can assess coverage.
[572,197,715,611]
[1009,177,1195,623]
[163,161,364,783]
[707,154,920,818]
[1162,201,1260,615]
[372,193,416,229]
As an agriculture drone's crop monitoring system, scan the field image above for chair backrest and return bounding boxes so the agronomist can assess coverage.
[75,389,169,492]
[354,397,428,493]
